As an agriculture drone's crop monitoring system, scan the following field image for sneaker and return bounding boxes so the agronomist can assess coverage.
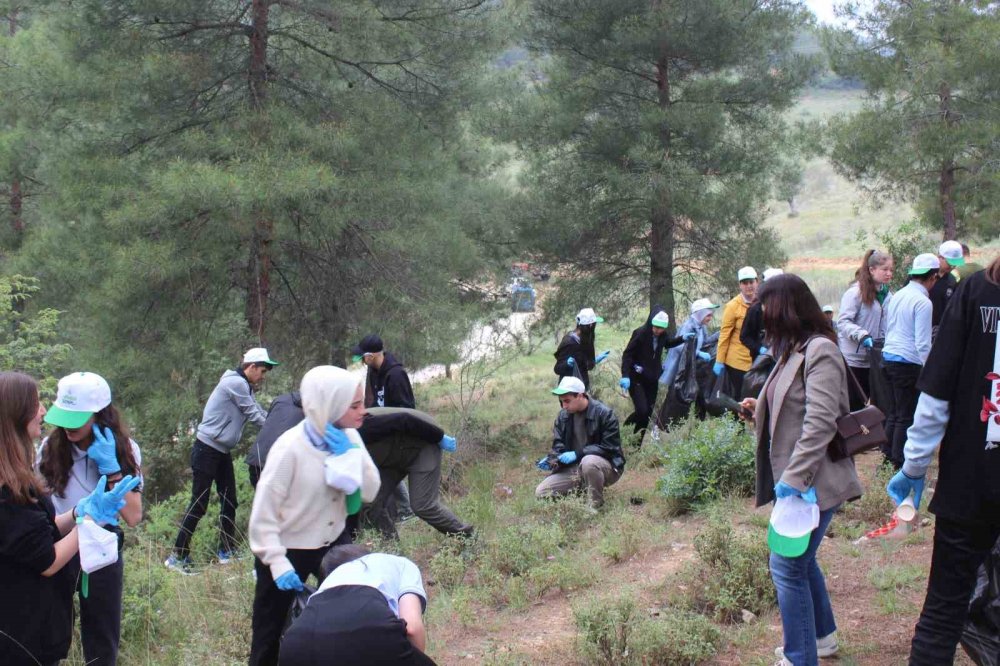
[217,550,233,565]
[164,554,196,575]
[774,633,839,661]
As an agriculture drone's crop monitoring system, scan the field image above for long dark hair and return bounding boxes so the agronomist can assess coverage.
[38,403,140,495]
[0,372,46,504]
[856,249,892,305]
[759,274,836,362]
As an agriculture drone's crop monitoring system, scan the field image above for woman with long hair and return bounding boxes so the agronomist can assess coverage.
[0,371,138,666]
[886,255,1000,664]
[741,275,863,666]
[553,308,609,390]
[37,372,143,666]
[837,249,894,396]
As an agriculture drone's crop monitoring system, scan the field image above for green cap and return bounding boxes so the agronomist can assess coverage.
[650,310,669,328]
[767,522,811,558]
[351,355,364,363]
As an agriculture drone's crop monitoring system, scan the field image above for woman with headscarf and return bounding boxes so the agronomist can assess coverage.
[248,366,381,666]
[553,308,610,390]
[660,298,721,389]
[619,306,693,437]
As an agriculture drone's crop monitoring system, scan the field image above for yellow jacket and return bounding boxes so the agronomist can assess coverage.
[717,294,752,372]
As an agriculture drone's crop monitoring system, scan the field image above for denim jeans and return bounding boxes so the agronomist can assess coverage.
[770,506,839,666]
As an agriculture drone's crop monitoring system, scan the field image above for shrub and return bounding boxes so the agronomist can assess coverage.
[657,418,756,511]
[573,594,721,665]
[841,460,895,527]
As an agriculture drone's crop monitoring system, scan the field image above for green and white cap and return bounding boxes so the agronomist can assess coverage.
[690,298,720,314]
[44,372,112,429]
[551,376,586,395]
[650,311,670,328]
[767,496,820,558]
[909,253,941,275]
[243,347,280,366]
[576,308,604,326]
[939,240,965,267]
[737,266,758,281]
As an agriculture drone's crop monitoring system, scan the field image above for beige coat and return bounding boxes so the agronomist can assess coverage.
[754,336,863,512]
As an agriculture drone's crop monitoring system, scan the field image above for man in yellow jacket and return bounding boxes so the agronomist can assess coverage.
[714,266,758,396]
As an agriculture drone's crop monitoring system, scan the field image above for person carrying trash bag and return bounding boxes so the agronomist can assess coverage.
[619,306,692,438]
[739,274,862,666]
[248,366,381,666]
[883,255,1000,665]
[0,371,140,666]
[37,372,144,666]
[659,298,720,423]
[554,308,611,390]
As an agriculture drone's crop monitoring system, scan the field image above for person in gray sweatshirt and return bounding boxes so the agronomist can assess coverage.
[166,348,278,572]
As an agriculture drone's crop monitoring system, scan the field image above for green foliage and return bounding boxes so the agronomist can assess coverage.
[842,462,896,527]
[656,418,756,511]
[0,275,72,398]
[573,594,721,665]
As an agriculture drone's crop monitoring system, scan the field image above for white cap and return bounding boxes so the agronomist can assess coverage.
[243,347,280,365]
[575,308,604,326]
[690,298,720,313]
[551,376,586,395]
[737,266,758,281]
[909,253,941,275]
[938,240,965,267]
[44,372,113,429]
[822,304,835,313]
[650,311,670,328]
[762,268,784,281]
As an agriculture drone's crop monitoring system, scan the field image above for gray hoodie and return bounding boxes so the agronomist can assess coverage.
[837,283,892,368]
[196,369,268,453]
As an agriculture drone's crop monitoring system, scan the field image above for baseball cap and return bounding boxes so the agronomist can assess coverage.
[737,266,758,281]
[690,298,720,314]
[822,304,834,314]
[650,311,670,328]
[939,240,965,267]
[576,308,604,326]
[551,376,586,395]
[767,495,820,558]
[44,372,113,429]
[909,253,941,275]
[762,268,784,281]
[243,347,280,366]
[351,334,384,362]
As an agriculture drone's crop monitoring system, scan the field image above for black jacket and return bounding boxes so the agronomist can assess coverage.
[621,305,685,385]
[551,398,625,472]
[366,352,416,409]
[245,391,303,469]
[554,332,594,388]
[740,301,765,361]
[358,407,444,450]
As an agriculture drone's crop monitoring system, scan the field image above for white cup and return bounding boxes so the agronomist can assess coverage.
[896,496,917,522]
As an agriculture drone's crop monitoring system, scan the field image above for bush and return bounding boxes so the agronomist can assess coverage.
[573,594,720,665]
[841,461,895,527]
[677,517,776,623]
[656,418,756,511]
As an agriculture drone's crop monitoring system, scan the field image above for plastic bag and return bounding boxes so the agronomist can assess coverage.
[78,520,119,574]
[742,353,775,400]
[867,339,890,411]
[705,369,739,417]
[960,536,1000,666]
[282,584,316,637]
[324,448,364,493]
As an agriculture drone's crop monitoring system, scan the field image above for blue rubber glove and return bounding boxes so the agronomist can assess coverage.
[862,336,874,349]
[76,475,141,525]
[759,346,768,355]
[440,435,457,452]
[275,571,304,591]
[619,377,631,391]
[557,451,578,465]
[323,424,353,455]
[566,356,576,368]
[633,364,643,374]
[697,351,711,362]
[712,362,725,376]
[683,332,696,340]
[87,425,121,475]
[595,350,611,364]
[774,481,817,504]
[536,456,552,471]
[887,470,925,508]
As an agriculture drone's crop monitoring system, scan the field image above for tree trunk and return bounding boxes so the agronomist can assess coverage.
[9,9,21,246]
[246,0,271,338]
[938,81,957,240]
[649,51,676,328]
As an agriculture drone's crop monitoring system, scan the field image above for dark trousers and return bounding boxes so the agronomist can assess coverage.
[249,464,261,489]
[249,531,353,666]
[72,546,124,666]
[848,365,870,398]
[724,366,746,400]
[910,516,1000,665]
[881,361,921,469]
[173,440,238,558]
[623,380,658,437]
[279,585,436,666]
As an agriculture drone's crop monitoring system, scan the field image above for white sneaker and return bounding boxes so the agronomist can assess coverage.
[774,632,839,661]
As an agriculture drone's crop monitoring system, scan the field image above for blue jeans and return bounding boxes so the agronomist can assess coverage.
[770,506,839,666]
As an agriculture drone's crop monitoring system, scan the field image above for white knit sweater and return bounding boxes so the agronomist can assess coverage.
[249,422,380,580]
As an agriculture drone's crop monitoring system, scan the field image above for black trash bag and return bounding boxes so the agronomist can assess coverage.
[659,332,719,425]
[705,368,739,417]
[282,584,316,637]
[961,537,1000,666]
[742,353,775,399]
[867,339,890,410]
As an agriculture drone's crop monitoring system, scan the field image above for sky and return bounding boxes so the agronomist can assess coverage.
[803,0,840,26]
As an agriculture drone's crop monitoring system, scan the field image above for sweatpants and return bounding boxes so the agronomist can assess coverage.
[623,379,658,437]
[173,439,238,558]
[279,585,436,666]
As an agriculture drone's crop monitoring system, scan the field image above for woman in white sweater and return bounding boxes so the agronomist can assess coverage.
[248,366,380,666]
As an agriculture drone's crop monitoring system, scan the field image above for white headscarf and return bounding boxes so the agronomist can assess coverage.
[691,309,715,325]
[300,366,365,447]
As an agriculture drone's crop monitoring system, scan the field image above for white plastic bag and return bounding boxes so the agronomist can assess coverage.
[78,520,119,574]
[323,448,364,494]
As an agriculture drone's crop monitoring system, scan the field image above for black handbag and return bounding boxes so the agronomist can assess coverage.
[828,354,887,461]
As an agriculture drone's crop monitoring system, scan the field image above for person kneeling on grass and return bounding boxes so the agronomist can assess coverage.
[279,544,435,666]
[535,376,625,509]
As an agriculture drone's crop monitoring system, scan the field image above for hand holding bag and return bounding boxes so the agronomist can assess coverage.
[78,519,119,574]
